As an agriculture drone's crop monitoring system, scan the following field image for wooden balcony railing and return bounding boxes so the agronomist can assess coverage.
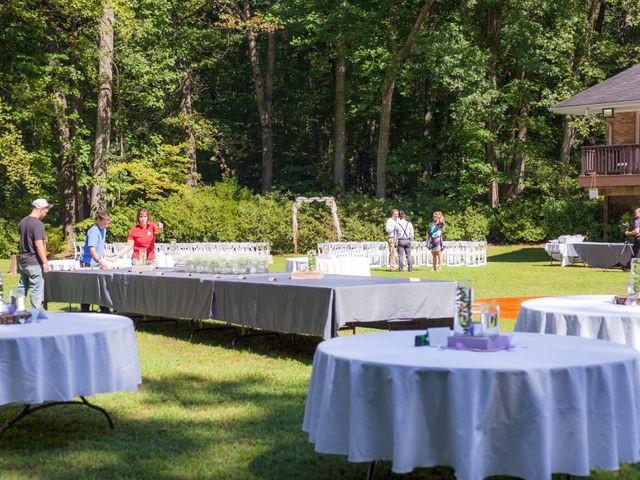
[581,144,640,175]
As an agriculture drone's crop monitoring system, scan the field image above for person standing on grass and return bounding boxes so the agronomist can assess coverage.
[395,211,414,272]
[625,207,640,258]
[427,211,445,272]
[79,210,112,313]
[18,198,52,309]
[115,208,164,265]
[384,208,400,271]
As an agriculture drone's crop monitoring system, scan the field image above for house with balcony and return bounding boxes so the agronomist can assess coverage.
[552,63,640,239]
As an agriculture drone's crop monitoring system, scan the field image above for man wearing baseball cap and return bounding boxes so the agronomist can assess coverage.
[17,198,53,308]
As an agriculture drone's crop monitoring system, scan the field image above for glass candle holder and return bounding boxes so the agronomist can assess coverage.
[631,258,640,296]
[454,280,474,336]
[481,302,500,338]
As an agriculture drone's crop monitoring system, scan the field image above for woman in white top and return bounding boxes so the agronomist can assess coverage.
[395,211,414,272]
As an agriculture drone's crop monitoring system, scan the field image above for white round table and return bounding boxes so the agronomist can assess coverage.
[303,330,640,480]
[0,312,141,434]
[515,295,640,350]
[285,257,309,273]
[316,255,371,276]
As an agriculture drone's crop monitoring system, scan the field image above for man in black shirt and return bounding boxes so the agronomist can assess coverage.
[18,198,52,309]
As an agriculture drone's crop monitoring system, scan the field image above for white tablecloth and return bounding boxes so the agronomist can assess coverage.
[544,242,580,267]
[515,294,640,350]
[316,255,371,276]
[285,257,309,273]
[303,331,640,480]
[286,255,371,276]
[0,312,141,405]
[48,259,80,271]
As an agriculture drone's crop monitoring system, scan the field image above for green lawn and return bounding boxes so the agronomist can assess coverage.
[0,245,636,479]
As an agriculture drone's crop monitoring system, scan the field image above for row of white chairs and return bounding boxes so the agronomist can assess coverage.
[73,241,271,260]
[317,241,487,267]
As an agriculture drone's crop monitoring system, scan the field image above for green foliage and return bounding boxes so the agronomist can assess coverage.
[45,225,71,258]
[494,198,546,243]
[444,206,491,241]
[541,194,603,241]
[0,218,19,257]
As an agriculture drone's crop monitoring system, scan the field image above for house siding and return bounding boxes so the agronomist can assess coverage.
[609,111,637,145]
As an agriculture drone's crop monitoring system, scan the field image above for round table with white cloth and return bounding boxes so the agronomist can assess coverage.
[514,295,640,350]
[303,330,640,480]
[0,312,141,434]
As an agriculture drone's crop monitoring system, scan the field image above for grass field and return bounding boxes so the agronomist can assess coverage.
[0,245,637,479]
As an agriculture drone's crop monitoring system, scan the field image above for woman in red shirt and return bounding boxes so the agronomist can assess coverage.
[116,208,164,264]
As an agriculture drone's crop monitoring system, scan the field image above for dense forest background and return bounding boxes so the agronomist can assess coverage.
[1,0,639,255]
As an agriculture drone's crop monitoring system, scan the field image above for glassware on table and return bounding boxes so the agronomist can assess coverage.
[631,258,640,295]
[480,302,500,338]
[139,250,147,265]
[307,250,317,272]
[15,286,25,312]
[454,280,474,336]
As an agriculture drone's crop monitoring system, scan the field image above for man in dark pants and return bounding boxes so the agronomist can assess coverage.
[625,207,640,259]
[18,198,52,309]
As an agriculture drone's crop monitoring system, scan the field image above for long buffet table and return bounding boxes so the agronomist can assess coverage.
[45,270,456,339]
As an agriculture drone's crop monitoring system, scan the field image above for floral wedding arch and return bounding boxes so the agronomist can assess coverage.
[292,196,342,254]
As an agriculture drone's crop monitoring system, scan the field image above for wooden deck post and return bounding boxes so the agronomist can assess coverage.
[604,195,609,242]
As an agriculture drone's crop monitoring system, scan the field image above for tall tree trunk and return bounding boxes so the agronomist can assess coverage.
[179,68,198,186]
[90,3,114,216]
[333,55,347,189]
[52,74,77,245]
[507,98,529,198]
[243,0,274,193]
[47,22,77,246]
[485,4,501,208]
[558,0,602,170]
[375,0,435,198]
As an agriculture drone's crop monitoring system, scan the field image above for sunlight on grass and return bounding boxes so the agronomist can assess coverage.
[0,247,636,479]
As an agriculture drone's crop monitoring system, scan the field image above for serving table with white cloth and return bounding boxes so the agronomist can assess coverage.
[285,255,371,276]
[0,312,141,435]
[285,257,309,273]
[544,242,580,267]
[303,330,640,479]
[515,294,640,350]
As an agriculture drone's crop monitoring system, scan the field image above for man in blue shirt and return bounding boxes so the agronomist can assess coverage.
[80,211,111,312]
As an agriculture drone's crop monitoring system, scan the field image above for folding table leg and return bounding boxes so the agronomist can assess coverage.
[0,396,114,437]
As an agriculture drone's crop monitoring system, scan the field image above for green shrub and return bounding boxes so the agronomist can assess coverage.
[541,195,602,241]
[495,198,546,243]
[45,225,71,258]
[418,206,490,242]
[0,218,19,257]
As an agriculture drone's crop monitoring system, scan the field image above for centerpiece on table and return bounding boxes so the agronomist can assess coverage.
[290,250,324,279]
[447,281,510,351]
[174,252,269,275]
[614,258,640,305]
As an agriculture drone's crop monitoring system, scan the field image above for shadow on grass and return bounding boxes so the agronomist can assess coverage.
[2,348,638,479]
[488,247,549,263]
[0,370,369,479]
[133,319,322,364]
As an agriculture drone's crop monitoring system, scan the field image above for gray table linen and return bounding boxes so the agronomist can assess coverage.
[46,270,456,339]
[571,242,633,268]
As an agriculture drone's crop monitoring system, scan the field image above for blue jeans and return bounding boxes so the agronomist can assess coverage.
[18,263,45,309]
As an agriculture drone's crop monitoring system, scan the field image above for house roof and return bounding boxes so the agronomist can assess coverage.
[552,63,640,115]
